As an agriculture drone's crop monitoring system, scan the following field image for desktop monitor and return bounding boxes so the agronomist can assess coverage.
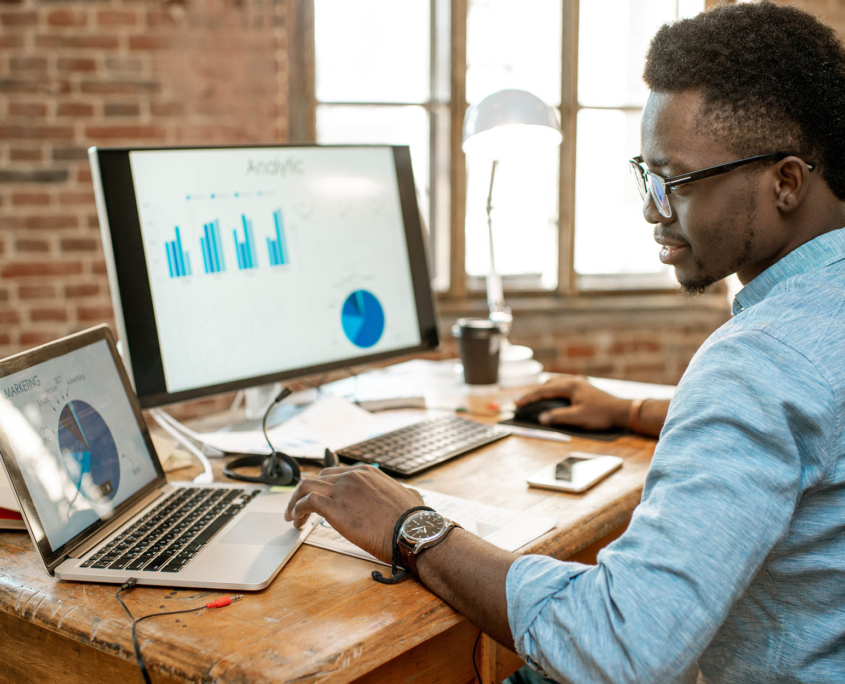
[89,144,439,408]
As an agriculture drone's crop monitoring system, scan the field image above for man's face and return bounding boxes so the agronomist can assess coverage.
[640,90,787,294]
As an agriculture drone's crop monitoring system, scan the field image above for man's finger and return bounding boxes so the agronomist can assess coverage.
[516,381,580,407]
[288,490,335,527]
[285,477,334,521]
[539,405,585,426]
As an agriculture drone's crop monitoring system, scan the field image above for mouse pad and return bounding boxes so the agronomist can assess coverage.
[499,418,627,442]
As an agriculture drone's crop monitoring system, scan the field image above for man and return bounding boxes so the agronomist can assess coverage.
[286,4,845,682]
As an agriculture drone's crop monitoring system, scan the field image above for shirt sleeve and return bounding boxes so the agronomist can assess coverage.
[506,329,835,684]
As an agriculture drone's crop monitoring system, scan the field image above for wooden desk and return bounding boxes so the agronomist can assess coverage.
[0,378,657,684]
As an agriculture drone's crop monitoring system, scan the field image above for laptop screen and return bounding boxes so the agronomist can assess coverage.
[0,338,160,552]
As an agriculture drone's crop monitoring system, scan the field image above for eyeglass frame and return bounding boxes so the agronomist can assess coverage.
[629,152,816,218]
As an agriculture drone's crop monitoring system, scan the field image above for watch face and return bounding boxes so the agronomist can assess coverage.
[401,511,447,543]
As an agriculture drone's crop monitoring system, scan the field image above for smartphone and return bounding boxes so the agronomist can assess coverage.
[526,452,623,493]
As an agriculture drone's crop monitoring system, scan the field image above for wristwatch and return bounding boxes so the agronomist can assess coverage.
[397,510,461,576]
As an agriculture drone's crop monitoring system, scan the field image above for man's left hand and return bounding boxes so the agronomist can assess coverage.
[284,464,424,563]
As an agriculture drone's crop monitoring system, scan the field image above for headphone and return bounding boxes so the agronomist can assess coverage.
[223,387,301,486]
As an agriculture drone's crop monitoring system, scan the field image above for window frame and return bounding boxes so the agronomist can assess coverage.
[294,0,725,306]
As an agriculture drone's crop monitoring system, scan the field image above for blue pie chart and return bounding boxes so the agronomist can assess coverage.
[57,400,120,503]
[341,290,385,348]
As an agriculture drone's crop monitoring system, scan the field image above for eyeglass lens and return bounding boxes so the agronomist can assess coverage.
[629,161,673,218]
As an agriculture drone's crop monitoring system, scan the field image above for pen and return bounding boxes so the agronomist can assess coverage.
[505,425,572,442]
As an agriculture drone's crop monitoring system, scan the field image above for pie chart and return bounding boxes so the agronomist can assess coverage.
[341,289,385,348]
[57,400,120,503]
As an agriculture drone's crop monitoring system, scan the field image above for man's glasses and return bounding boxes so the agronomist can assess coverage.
[629,153,815,218]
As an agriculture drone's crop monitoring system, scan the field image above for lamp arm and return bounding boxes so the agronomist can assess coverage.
[486,160,507,319]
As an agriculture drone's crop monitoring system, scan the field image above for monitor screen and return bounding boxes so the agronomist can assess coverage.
[0,337,160,554]
[90,145,438,407]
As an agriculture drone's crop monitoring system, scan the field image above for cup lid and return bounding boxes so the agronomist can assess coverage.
[451,317,508,337]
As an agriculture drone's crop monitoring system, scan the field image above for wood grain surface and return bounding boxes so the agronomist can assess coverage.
[0,414,656,683]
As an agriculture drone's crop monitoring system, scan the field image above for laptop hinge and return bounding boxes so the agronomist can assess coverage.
[67,485,169,559]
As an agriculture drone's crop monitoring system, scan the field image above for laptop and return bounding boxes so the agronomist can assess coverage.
[0,325,317,590]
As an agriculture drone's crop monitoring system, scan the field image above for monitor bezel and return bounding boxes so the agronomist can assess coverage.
[0,325,167,574]
[90,143,440,408]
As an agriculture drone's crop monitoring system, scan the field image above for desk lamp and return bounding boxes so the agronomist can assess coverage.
[461,89,562,384]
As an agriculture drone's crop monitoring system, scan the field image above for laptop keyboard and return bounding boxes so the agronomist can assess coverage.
[336,415,510,477]
[81,487,259,574]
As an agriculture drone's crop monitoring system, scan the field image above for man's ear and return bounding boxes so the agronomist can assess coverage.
[774,156,811,213]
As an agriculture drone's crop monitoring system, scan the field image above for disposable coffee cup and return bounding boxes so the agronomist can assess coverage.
[452,318,507,385]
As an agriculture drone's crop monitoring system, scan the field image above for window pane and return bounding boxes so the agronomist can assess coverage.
[573,108,673,280]
[465,148,559,286]
[316,105,431,229]
[315,0,431,104]
[466,0,562,106]
[578,0,705,108]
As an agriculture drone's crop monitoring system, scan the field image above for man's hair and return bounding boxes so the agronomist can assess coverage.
[644,1,845,200]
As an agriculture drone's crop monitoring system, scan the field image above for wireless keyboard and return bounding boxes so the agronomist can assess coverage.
[337,415,510,477]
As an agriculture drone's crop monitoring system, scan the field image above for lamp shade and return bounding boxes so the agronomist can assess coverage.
[462,89,562,157]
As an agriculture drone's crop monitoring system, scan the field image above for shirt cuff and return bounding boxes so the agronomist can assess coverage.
[506,554,591,664]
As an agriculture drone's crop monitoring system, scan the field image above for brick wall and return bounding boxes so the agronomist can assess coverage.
[0,0,286,355]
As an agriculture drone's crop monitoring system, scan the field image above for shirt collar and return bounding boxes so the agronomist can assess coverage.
[732,227,845,315]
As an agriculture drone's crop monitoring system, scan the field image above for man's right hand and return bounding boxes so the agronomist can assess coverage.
[516,375,632,431]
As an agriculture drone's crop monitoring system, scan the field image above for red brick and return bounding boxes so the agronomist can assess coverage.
[147,9,178,27]
[10,148,44,162]
[57,102,95,117]
[565,344,597,358]
[35,35,119,50]
[151,101,184,116]
[128,36,177,50]
[31,308,68,322]
[611,340,663,354]
[47,9,88,27]
[0,310,21,324]
[66,283,99,298]
[24,216,78,230]
[91,260,107,275]
[77,305,114,322]
[1,11,36,26]
[0,217,23,230]
[10,57,48,71]
[57,58,97,73]
[2,262,83,278]
[12,193,51,206]
[9,102,48,117]
[85,125,166,140]
[87,214,100,228]
[0,334,10,346]
[15,239,50,252]
[80,80,159,95]
[0,125,74,141]
[97,9,137,26]
[0,290,8,302]
[52,146,89,161]
[77,168,92,183]
[0,79,71,95]
[103,103,140,117]
[19,285,56,299]
[20,332,58,346]
[0,35,24,49]
[60,238,98,251]
[0,169,68,184]
[105,57,143,72]
[59,191,95,206]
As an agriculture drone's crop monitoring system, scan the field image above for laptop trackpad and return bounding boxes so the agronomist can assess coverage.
[220,513,299,546]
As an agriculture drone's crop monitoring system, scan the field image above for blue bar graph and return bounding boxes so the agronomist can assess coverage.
[165,227,192,278]
[233,215,258,270]
[200,220,226,274]
[267,209,288,267]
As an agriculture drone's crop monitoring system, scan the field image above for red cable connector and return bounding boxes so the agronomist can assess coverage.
[206,595,243,609]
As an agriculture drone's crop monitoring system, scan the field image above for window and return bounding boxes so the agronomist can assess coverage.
[311,0,707,299]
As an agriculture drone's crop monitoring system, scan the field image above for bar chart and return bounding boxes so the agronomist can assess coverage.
[233,215,259,270]
[165,227,192,278]
[200,220,226,274]
[267,209,289,267]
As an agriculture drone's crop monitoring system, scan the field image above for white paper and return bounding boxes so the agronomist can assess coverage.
[304,487,557,565]
[0,462,20,512]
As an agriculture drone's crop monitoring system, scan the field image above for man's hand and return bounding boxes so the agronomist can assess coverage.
[284,464,423,563]
[516,375,631,431]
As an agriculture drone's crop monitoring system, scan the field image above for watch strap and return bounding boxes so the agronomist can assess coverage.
[398,518,461,577]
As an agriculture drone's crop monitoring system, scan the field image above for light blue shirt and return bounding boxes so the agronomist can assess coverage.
[507,228,845,684]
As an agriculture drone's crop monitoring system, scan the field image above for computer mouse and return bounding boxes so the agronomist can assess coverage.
[513,398,571,424]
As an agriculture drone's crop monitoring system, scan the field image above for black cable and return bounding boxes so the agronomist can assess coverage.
[116,578,210,684]
[262,386,292,454]
[473,629,483,683]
